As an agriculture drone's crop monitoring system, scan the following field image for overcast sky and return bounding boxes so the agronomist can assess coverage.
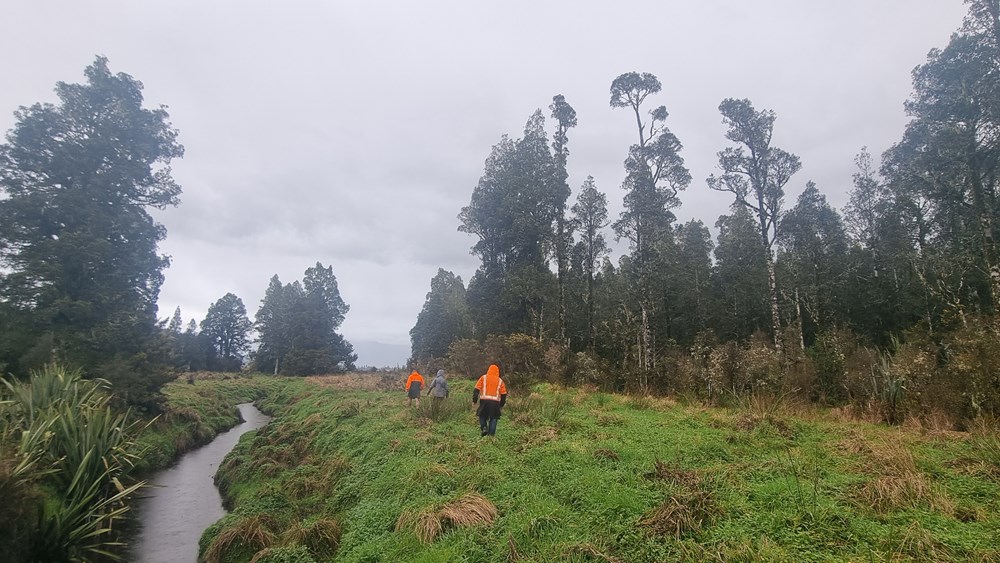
[0,1,969,366]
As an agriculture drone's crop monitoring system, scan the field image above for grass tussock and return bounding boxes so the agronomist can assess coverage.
[395,509,442,544]
[515,426,558,452]
[561,542,624,562]
[967,419,1000,479]
[439,492,498,529]
[641,461,717,538]
[889,520,953,562]
[844,434,954,513]
[677,535,795,563]
[593,448,619,461]
[279,518,341,559]
[248,545,317,563]
[641,490,716,538]
[644,460,702,489]
[396,493,498,544]
[203,514,278,563]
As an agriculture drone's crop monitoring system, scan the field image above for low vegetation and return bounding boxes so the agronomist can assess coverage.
[0,365,148,561]
[195,373,1000,562]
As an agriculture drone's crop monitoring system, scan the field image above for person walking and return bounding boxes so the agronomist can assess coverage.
[472,363,507,436]
[405,370,425,407]
[427,369,449,416]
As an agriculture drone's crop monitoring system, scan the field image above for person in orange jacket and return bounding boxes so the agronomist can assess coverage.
[472,363,507,436]
[405,370,425,407]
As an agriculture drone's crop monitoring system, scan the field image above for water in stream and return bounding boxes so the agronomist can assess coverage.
[129,403,270,563]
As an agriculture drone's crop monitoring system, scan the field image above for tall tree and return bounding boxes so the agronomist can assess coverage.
[667,220,715,345]
[254,275,293,375]
[777,182,850,348]
[707,98,801,358]
[609,71,691,380]
[167,307,184,334]
[281,262,356,375]
[410,269,472,361]
[570,176,610,349]
[550,94,578,345]
[844,149,922,341]
[201,293,252,371]
[712,207,770,342]
[884,28,1000,313]
[0,56,182,401]
[459,111,558,339]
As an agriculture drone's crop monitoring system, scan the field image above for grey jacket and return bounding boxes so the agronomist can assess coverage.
[427,371,449,398]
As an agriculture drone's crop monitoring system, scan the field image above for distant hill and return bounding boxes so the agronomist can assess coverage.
[351,340,409,369]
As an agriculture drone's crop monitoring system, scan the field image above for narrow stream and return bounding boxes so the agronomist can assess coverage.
[129,403,271,563]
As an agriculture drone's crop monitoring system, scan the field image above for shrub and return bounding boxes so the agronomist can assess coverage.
[568,351,607,387]
[446,339,487,379]
[742,332,783,392]
[807,328,856,403]
[707,341,741,397]
[1,364,147,562]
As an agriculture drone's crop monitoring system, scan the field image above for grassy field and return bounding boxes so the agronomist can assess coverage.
[177,374,1000,562]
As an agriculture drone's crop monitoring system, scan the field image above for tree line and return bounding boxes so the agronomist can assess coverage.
[167,263,357,376]
[411,0,1000,424]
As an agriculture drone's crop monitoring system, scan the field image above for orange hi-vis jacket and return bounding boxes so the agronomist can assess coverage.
[405,371,424,391]
[475,365,507,402]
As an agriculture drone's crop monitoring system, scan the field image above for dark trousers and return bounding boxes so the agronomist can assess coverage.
[479,415,498,436]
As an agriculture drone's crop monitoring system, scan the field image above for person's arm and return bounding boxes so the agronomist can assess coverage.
[499,392,507,407]
[472,388,480,404]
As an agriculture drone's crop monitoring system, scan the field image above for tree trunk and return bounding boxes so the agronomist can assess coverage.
[557,214,567,345]
[586,268,595,350]
[641,304,653,389]
[795,287,805,352]
[766,249,784,358]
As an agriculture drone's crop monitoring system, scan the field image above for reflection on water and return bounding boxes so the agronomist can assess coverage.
[129,403,270,563]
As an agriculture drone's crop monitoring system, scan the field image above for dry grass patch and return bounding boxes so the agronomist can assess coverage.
[305,373,387,391]
[641,490,716,538]
[644,460,702,489]
[515,426,559,452]
[842,434,954,514]
[427,462,456,478]
[396,493,498,544]
[733,412,794,438]
[203,514,278,563]
[439,493,497,528]
[395,509,442,544]
[641,460,717,538]
[889,520,954,562]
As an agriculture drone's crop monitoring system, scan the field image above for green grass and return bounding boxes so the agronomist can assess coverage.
[180,375,1000,562]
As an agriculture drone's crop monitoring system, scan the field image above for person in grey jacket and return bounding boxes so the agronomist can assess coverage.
[427,369,449,399]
